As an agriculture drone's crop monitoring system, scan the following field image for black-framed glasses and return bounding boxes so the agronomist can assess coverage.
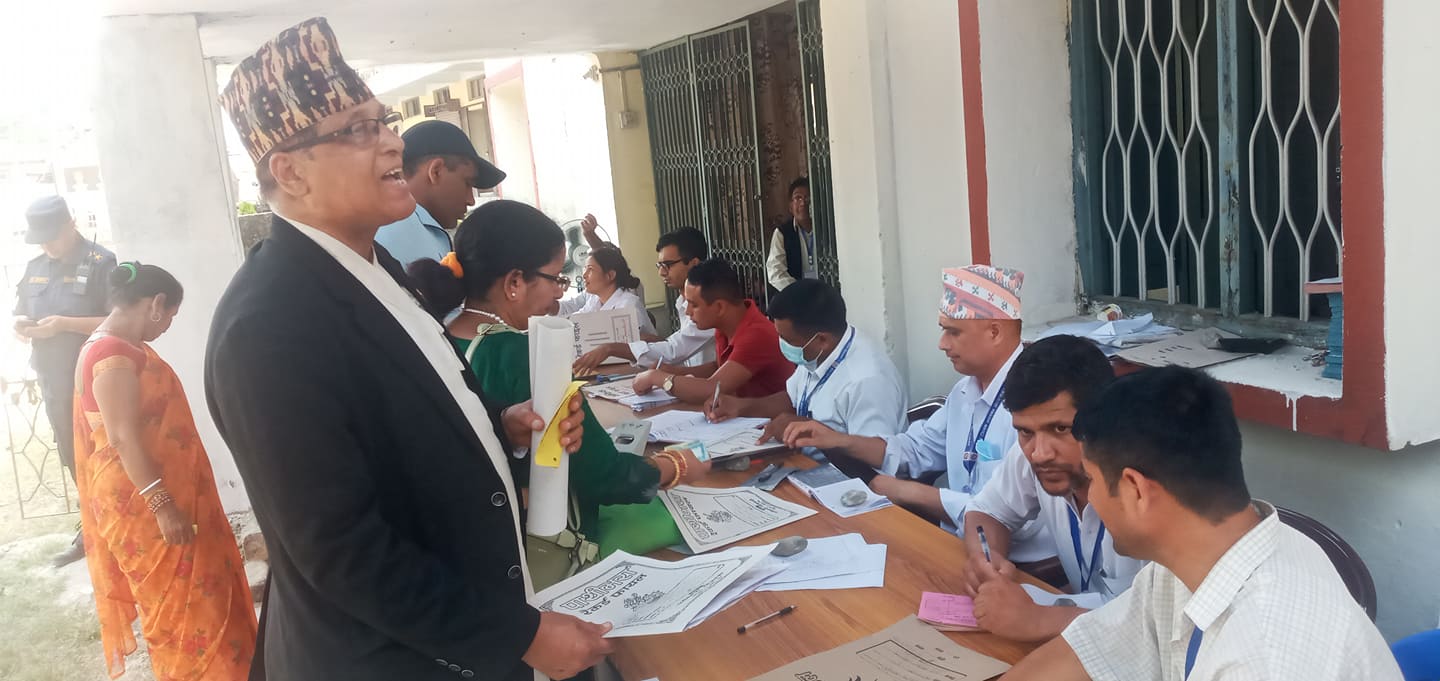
[532,271,571,292]
[656,258,685,273]
[282,111,403,152]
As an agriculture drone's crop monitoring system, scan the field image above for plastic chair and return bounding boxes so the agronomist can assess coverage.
[1392,629,1440,681]
[906,395,947,423]
[1275,506,1378,621]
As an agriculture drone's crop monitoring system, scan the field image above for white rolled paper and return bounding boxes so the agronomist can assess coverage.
[527,315,577,537]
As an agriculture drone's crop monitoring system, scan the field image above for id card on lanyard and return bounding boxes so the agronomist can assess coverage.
[796,332,855,419]
[1067,506,1107,593]
[961,383,1005,493]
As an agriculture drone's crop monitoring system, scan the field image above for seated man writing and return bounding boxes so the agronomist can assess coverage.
[785,266,1053,562]
[705,278,907,446]
[1003,366,1401,681]
[633,258,793,403]
[961,334,1147,642]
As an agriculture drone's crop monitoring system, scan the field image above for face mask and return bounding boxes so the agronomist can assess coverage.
[779,333,819,371]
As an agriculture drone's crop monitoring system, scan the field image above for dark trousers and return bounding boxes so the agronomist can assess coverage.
[38,376,76,479]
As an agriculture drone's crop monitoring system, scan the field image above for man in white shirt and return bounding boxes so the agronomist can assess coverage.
[1004,366,1401,681]
[706,279,906,445]
[786,266,1053,562]
[962,334,1146,642]
[766,176,818,293]
[573,226,715,373]
[206,18,604,681]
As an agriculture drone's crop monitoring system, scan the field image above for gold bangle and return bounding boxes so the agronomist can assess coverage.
[656,452,683,490]
[146,490,175,514]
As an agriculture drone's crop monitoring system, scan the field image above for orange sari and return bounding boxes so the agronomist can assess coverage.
[74,337,256,680]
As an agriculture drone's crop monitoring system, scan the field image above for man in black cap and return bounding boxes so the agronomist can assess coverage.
[375,119,505,268]
[12,195,116,566]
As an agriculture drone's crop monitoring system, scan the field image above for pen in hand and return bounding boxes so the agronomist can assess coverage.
[977,525,992,563]
[706,381,721,422]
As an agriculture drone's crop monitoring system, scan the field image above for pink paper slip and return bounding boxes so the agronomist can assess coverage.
[918,591,982,632]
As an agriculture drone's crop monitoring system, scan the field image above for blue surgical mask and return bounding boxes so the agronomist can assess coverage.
[779,333,820,371]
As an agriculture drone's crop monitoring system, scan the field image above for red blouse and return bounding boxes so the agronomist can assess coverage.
[78,335,148,412]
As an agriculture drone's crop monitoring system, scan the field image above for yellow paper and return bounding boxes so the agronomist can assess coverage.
[535,381,587,468]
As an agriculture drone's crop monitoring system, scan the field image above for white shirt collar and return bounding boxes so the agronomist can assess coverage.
[803,325,856,378]
[276,211,378,264]
[1180,501,1278,634]
[962,343,1024,407]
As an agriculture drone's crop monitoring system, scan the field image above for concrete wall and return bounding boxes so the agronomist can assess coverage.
[487,73,540,207]
[94,14,250,512]
[596,52,667,307]
[519,55,619,237]
[1242,423,1440,640]
[1383,0,1440,449]
[974,0,1076,325]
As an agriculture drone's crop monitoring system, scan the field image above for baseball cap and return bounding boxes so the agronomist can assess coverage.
[25,196,73,244]
[401,120,506,189]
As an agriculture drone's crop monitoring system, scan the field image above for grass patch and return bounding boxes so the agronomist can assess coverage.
[0,534,106,681]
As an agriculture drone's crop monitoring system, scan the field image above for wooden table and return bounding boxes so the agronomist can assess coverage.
[587,398,1045,681]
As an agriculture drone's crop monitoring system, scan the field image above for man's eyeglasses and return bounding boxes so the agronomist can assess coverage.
[656,259,685,273]
[532,271,571,292]
[281,111,403,152]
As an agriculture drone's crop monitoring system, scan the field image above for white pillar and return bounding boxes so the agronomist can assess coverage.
[94,14,250,512]
[819,0,910,380]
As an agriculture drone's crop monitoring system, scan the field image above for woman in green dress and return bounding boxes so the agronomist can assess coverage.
[409,200,709,587]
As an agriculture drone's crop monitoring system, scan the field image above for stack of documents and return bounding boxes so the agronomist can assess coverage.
[918,591,980,631]
[646,411,782,459]
[531,546,778,637]
[789,466,891,518]
[757,533,887,592]
[581,381,678,412]
[659,486,817,553]
[1036,313,1179,356]
[571,308,638,364]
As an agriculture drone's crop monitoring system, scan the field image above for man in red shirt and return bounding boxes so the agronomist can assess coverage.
[633,259,794,403]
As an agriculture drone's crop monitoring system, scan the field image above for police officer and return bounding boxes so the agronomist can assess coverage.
[12,196,116,567]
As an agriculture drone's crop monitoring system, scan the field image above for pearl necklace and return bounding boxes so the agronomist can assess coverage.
[462,308,509,326]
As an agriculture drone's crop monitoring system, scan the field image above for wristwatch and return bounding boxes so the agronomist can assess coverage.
[661,375,675,393]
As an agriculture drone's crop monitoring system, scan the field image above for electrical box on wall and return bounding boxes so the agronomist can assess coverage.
[617,110,640,129]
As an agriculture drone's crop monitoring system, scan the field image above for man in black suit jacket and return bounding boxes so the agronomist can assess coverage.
[208,18,611,681]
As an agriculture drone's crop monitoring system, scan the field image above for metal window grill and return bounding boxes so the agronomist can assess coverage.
[797,0,841,289]
[642,23,767,320]
[1072,0,1341,328]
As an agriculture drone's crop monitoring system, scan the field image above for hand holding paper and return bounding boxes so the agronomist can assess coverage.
[501,393,586,455]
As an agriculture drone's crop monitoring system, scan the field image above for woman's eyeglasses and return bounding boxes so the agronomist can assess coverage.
[532,271,571,292]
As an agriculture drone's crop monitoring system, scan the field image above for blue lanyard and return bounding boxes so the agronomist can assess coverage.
[1066,506,1106,593]
[803,229,817,269]
[797,332,855,418]
[962,383,1007,476]
[1184,626,1204,679]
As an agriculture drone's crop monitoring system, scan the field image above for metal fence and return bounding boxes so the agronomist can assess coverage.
[1071,0,1341,326]
[642,23,766,316]
[797,0,841,289]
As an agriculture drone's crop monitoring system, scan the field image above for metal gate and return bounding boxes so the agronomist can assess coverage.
[797,0,841,288]
[642,23,767,309]
[4,377,77,519]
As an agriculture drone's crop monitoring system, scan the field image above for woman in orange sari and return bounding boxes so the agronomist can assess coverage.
[73,262,256,680]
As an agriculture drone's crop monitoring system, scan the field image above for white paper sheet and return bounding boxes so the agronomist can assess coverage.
[757,534,868,584]
[571,307,639,363]
[646,410,771,443]
[528,316,575,537]
[582,381,678,411]
[758,543,886,591]
[1021,583,1105,610]
[530,548,768,637]
[687,552,790,627]
[808,478,893,518]
[659,485,817,553]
